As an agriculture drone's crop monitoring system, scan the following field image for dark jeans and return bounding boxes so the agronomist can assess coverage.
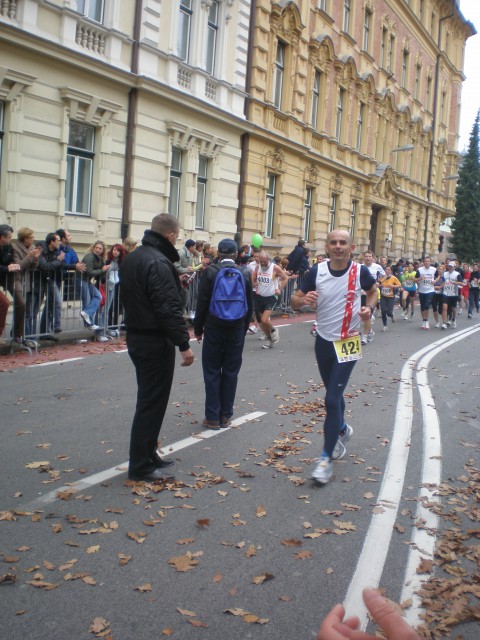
[40,280,62,334]
[202,325,245,421]
[468,288,479,315]
[380,296,395,326]
[126,334,175,476]
[315,335,356,458]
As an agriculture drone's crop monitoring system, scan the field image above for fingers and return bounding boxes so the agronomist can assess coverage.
[362,588,420,640]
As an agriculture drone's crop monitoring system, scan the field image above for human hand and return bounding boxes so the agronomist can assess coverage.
[317,588,420,640]
[58,251,65,261]
[304,290,318,307]
[195,334,203,343]
[7,263,21,272]
[358,306,371,322]
[180,348,194,366]
[75,262,87,273]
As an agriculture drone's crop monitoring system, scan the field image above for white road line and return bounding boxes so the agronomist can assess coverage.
[19,411,266,509]
[343,324,480,628]
[28,357,84,367]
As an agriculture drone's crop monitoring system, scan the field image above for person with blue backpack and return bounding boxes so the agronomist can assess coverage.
[193,238,254,430]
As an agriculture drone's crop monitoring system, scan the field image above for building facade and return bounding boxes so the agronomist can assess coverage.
[241,0,475,259]
[0,0,251,251]
[0,0,475,259]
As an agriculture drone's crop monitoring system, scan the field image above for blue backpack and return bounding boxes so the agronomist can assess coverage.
[209,266,248,321]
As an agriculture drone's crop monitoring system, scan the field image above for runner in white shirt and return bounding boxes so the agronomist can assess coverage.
[252,252,288,349]
[440,262,463,329]
[414,256,437,330]
[361,251,385,344]
[246,251,260,334]
[291,230,377,485]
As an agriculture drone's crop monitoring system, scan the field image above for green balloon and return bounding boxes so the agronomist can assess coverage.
[251,233,263,248]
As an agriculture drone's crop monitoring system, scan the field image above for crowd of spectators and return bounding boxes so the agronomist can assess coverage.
[1,222,474,348]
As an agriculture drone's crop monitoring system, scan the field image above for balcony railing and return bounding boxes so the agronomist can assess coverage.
[75,20,106,55]
[1,0,16,19]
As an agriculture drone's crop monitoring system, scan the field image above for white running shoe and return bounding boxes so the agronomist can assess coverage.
[95,334,109,342]
[382,326,388,332]
[259,334,267,340]
[435,322,441,328]
[451,319,457,328]
[425,322,430,330]
[80,310,92,326]
[367,330,374,342]
[441,323,448,330]
[361,335,367,345]
[332,424,353,460]
[248,325,258,334]
[458,308,462,315]
[262,340,273,349]
[391,314,396,323]
[312,457,333,484]
[270,328,279,344]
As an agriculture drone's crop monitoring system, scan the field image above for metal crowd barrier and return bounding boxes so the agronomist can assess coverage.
[2,266,311,355]
[2,269,124,354]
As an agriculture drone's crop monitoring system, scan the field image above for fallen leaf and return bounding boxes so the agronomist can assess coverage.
[177,608,196,617]
[176,538,194,545]
[333,520,357,531]
[255,505,267,517]
[89,617,110,635]
[169,553,199,572]
[294,550,312,559]
[82,576,97,586]
[252,572,274,584]
[25,461,50,469]
[213,573,223,582]
[196,518,210,528]
[281,539,302,547]
[245,544,257,558]
[86,546,100,554]
[135,583,152,592]
[117,554,132,566]
[416,558,433,574]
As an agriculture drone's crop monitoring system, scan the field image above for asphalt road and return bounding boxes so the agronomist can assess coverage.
[1,312,479,639]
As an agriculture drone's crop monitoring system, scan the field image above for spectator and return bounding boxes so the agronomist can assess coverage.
[175,239,196,315]
[194,238,253,429]
[12,227,42,345]
[235,244,251,266]
[56,228,90,317]
[105,243,126,335]
[0,224,21,344]
[123,237,138,254]
[82,241,109,341]
[38,232,65,336]
[287,239,306,273]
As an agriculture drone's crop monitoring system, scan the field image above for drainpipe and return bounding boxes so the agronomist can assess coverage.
[235,0,257,246]
[423,0,456,258]
[121,0,143,240]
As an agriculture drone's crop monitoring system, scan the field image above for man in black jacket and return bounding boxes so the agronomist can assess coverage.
[0,224,21,342]
[38,232,65,336]
[193,238,253,429]
[120,213,194,482]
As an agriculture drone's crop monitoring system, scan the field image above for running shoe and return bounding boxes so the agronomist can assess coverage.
[259,334,267,340]
[458,308,462,315]
[451,319,456,328]
[391,314,396,323]
[361,335,367,345]
[367,330,374,342]
[312,457,333,485]
[441,323,448,330]
[332,424,353,460]
[80,310,92,326]
[248,325,258,334]
[382,326,388,332]
[425,322,430,330]
[95,334,109,342]
[409,315,414,322]
[262,340,273,349]
[270,328,279,344]
[468,314,472,319]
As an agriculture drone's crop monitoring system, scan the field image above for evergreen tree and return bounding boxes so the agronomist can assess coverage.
[449,111,480,261]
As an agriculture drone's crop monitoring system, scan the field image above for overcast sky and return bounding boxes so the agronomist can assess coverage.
[458,0,479,150]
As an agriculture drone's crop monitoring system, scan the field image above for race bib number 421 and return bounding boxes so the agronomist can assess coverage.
[333,335,362,363]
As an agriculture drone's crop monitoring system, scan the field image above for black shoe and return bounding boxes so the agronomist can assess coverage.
[202,419,220,430]
[151,452,175,468]
[128,469,175,482]
[220,416,232,428]
[54,328,62,334]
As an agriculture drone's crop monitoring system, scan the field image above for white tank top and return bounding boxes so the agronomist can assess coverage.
[315,261,362,342]
[417,266,436,293]
[256,263,276,297]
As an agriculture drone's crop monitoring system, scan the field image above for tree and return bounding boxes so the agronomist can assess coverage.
[449,111,480,262]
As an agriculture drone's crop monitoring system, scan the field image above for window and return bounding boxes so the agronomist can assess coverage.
[0,102,4,181]
[273,41,285,110]
[356,103,364,151]
[319,0,327,11]
[195,156,208,229]
[401,50,409,88]
[343,0,351,33]
[414,64,421,100]
[311,70,321,128]
[363,8,371,52]
[75,0,104,23]
[388,34,395,72]
[335,88,344,141]
[65,122,95,216]
[440,91,446,125]
[329,194,337,232]
[426,75,432,111]
[304,187,312,241]
[169,148,183,219]
[265,173,276,238]
[350,200,358,237]
[206,0,219,75]
[178,0,193,62]
[381,28,388,68]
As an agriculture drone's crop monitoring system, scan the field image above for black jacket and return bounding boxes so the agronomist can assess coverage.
[193,261,254,336]
[120,230,190,351]
[38,244,64,285]
[287,245,307,273]
[0,242,15,289]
